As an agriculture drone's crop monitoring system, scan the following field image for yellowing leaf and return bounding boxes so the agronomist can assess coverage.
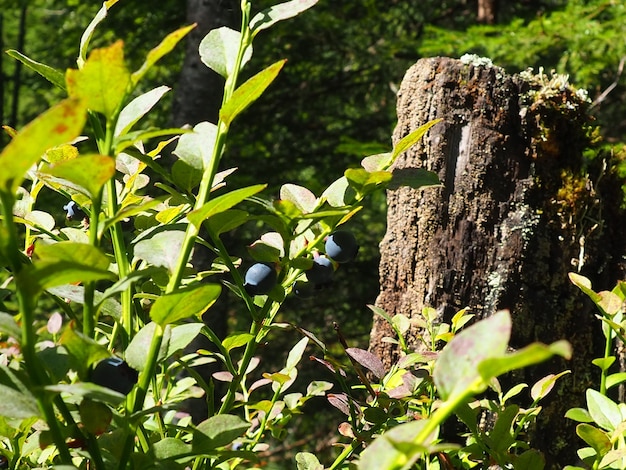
[67,41,130,119]
[0,98,87,195]
[41,154,115,198]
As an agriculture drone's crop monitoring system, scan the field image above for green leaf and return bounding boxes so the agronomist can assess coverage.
[206,209,249,236]
[586,388,621,432]
[592,356,616,372]
[388,168,441,190]
[173,121,217,170]
[606,372,626,390]
[361,153,392,172]
[199,27,252,79]
[345,168,392,194]
[67,41,130,119]
[434,310,511,401]
[79,398,112,435]
[250,0,319,36]
[172,160,202,193]
[286,337,309,371]
[514,449,545,470]
[45,383,125,406]
[576,423,611,456]
[295,452,324,470]
[320,176,356,207]
[192,415,249,453]
[0,385,40,419]
[152,438,191,460]
[569,272,601,303]
[530,371,571,401]
[126,322,171,372]
[0,98,87,195]
[222,333,254,352]
[60,326,111,377]
[5,50,65,90]
[78,0,120,68]
[565,407,593,423]
[41,154,115,199]
[477,341,571,384]
[188,185,266,229]
[167,323,205,358]
[115,86,170,137]
[0,312,22,340]
[391,119,442,161]
[280,184,317,213]
[150,284,221,326]
[26,242,115,292]
[359,420,435,470]
[220,60,286,127]
[133,229,186,273]
[486,404,517,452]
[132,24,195,85]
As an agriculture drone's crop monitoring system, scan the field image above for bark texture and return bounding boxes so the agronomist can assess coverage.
[369,57,625,468]
[171,0,239,127]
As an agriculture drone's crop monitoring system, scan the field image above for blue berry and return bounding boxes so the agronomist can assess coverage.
[306,256,334,284]
[90,357,138,395]
[244,263,277,295]
[325,230,359,263]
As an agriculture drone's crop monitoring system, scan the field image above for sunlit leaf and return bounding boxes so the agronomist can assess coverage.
[391,119,442,161]
[586,388,621,432]
[133,229,186,273]
[434,310,511,400]
[0,98,87,195]
[115,86,170,137]
[78,0,120,68]
[173,121,217,170]
[45,383,125,406]
[576,423,611,456]
[41,154,115,199]
[5,50,65,90]
[188,184,266,229]
[126,322,170,371]
[220,60,286,127]
[250,0,319,36]
[192,415,249,452]
[132,24,195,85]
[25,242,115,292]
[199,27,252,79]
[150,284,222,326]
[67,41,130,119]
[222,333,254,352]
[280,184,316,213]
[0,385,40,419]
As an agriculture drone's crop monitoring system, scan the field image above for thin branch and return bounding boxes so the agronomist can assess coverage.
[591,55,626,110]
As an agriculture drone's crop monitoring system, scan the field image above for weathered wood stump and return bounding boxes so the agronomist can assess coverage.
[369,56,625,467]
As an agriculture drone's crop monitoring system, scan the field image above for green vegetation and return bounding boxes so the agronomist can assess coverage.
[0,0,625,468]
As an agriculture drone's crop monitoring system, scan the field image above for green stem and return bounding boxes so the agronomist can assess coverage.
[82,192,101,337]
[600,330,613,395]
[0,191,72,463]
[328,440,363,470]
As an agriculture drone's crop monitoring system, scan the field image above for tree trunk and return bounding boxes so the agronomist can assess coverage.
[477,0,498,24]
[369,57,626,468]
[171,0,239,127]
[170,0,239,423]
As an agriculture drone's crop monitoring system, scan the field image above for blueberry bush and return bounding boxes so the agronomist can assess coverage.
[0,1,588,469]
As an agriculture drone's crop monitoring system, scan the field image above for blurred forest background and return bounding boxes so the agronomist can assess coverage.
[2,0,626,463]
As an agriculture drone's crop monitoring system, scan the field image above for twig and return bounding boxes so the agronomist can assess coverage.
[591,55,626,109]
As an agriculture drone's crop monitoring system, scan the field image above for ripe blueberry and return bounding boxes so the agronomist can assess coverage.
[325,230,359,263]
[90,357,138,395]
[244,263,277,295]
[306,255,334,284]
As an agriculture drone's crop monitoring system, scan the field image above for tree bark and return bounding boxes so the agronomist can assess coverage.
[477,0,498,24]
[171,0,239,127]
[170,0,239,423]
[369,57,625,468]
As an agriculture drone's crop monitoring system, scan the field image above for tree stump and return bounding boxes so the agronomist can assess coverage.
[369,56,626,467]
